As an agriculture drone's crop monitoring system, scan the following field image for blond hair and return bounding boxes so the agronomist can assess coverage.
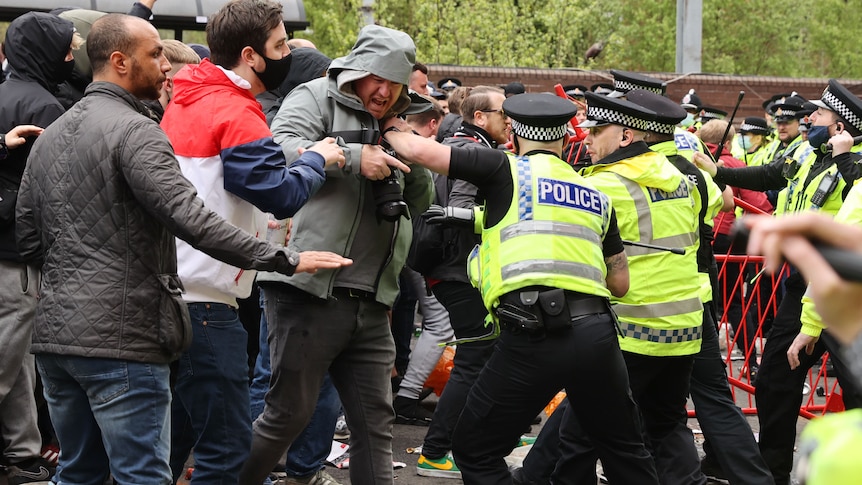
[162,39,201,66]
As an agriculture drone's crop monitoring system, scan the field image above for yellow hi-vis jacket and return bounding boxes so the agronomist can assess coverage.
[800,179,862,338]
[467,153,612,314]
[582,149,703,356]
[775,141,862,217]
[650,139,724,304]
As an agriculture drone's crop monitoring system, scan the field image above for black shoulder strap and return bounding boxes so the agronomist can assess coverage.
[327,130,381,145]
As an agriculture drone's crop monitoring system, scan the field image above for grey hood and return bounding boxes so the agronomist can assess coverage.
[328,25,415,116]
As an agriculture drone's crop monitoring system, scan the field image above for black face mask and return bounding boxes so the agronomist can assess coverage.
[252,51,292,92]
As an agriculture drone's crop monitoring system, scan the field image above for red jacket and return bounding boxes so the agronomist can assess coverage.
[706,144,773,236]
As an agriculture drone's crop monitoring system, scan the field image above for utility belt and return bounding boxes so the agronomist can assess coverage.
[495,286,611,334]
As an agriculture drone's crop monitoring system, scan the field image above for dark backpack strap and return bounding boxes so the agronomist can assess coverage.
[327,129,381,145]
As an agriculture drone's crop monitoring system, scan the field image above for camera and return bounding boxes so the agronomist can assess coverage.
[372,142,409,222]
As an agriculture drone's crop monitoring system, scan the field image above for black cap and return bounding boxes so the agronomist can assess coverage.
[579,91,657,131]
[502,93,577,141]
[762,92,792,111]
[625,89,686,134]
[680,89,702,111]
[427,82,447,100]
[811,79,862,133]
[739,117,770,135]
[437,77,462,91]
[608,70,666,98]
[699,107,728,124]
[563,84,589,99]
[503,81,526,97]
[590,83,615,95]
[773,92,808,121]
[402,91,434,115]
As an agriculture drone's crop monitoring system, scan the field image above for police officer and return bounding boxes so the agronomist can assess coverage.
[731,116,773,166]
[629,90,775,485]
[694,79,862,485]
[381,93,659,485]
[579,92,706,485]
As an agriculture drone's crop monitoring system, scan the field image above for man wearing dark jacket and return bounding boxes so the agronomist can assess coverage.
[0,12,80,482]
[410,86,512,479]
[15,14,350,485]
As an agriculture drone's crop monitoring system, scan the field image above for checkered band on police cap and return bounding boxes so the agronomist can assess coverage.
[822,84,862,133]
[740,122,769,134]
[586,105,651,131]
[613,79,664,96]
[510,118,568,141]
[645,119,676,135]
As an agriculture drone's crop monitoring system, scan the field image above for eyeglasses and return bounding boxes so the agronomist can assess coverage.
[480,109,509,118]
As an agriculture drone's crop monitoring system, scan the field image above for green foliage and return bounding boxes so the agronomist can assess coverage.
[300,0,862,77]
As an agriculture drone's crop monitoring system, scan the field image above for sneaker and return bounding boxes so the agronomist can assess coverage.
[417,454,461,479]
[283,469,342,485]
[334,415,350,440]
[39,445,59,467]
[517,435,537,447]
[6,457,55,484]
[394,396,433,426]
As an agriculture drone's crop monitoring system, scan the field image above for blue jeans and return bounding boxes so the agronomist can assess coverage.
[170,303,250,484]
[36,354,172,485]
[250,294,341,477]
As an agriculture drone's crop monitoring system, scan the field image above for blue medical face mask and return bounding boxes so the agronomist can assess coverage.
[807,124,832,150]
[737,135,753,150]
[680,113,695,128]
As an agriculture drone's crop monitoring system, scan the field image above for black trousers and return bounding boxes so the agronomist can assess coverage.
[450,310,658,485]
[422,281,496,459]
[755,271,862,485]
[693,302,773,485]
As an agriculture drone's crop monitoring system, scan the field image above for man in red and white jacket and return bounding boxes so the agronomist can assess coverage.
[159,1,349,482]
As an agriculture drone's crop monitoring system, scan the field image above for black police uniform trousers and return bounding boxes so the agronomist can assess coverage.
[449,301,659,485]
[755,271,862,485]
[422,281,496,460]
[518,302,772,484]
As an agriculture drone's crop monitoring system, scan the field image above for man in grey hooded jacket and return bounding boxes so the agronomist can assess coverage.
[240,25,433,485]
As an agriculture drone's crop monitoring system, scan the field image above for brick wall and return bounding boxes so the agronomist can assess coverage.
[428,65,862,124]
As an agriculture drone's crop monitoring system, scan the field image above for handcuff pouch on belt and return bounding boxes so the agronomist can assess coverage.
[494,288,571,333]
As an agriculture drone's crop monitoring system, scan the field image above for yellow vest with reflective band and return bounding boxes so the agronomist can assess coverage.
[650,139,723,304]
[469,153,612,314]
[797,409,862,485]
[583,150,703,356]
[774,141,862,216]
[800,179,862,338]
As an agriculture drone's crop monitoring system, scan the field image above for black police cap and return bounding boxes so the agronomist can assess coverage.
[437,77,462,91]
[680,89,702,111]
[502,93,577,141]
[811,79,862,133]
[590,83,615,95]
[762,92,792,111]
[739,117,770,135]
[563,84,589,98]
[608,70,666,98]
[579,91,656,131]
[699,107,728,124]
[773,92,808,121]
[504,81,526,96]
[625,89,686,134]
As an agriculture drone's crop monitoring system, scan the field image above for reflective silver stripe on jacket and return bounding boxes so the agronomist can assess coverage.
[614,297,702,319]
[619,322,703,343]
[501,260,605,284]
[615,174,697,255]
[500,220,602,245]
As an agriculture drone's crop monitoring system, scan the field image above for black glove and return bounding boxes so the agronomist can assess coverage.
[421,204,474,227]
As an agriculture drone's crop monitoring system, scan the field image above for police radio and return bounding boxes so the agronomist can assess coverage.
[810,172,839,208]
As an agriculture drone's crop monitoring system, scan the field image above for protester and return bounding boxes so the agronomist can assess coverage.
[15,14,349,484]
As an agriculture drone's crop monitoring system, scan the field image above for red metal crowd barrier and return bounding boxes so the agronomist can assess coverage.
[687,197,845,419]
